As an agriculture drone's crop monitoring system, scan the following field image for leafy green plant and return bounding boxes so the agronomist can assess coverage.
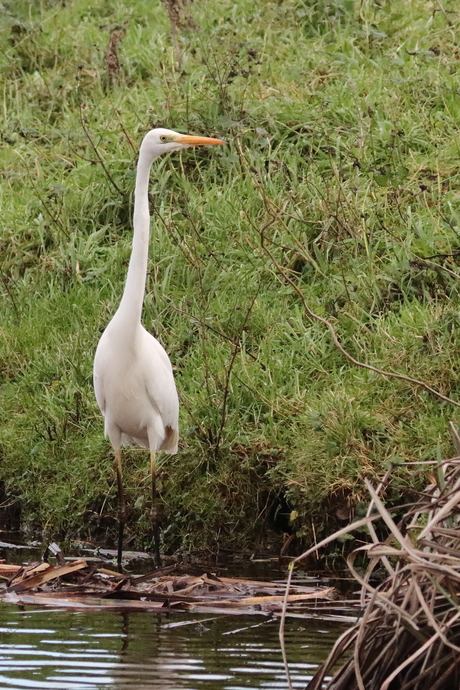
[1,0,460,556]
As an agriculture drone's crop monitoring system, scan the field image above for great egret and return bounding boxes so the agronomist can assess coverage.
[93,127,225,571]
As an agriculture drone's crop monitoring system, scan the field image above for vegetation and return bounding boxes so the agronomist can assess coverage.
[302,448,460,690]
[1,0,460,555]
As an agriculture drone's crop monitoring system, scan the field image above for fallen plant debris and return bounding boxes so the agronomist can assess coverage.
[280,426,460,690]
[104,24,127,84]
[0,553,334,617]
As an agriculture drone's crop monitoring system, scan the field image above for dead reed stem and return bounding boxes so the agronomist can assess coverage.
[286,447,460,690]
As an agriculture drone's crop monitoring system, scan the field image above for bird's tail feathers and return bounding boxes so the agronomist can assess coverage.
[160,425,179,454]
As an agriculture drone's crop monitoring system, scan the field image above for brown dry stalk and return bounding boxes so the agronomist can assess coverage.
[279,510,398,690]
[105,25,127,84]
[162,0,197,70]
[292,453,460,690]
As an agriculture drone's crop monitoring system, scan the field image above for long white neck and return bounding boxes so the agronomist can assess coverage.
[115,147,157,329]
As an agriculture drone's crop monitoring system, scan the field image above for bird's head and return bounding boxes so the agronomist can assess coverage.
[140,127,226,161]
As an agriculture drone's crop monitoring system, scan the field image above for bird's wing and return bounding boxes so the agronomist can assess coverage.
[141,329,179,431]
[93,344,106,415]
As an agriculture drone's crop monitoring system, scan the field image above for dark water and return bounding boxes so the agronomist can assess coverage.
[0,604,345,689]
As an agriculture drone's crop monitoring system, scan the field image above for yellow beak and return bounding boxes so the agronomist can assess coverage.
[176,134,226,146]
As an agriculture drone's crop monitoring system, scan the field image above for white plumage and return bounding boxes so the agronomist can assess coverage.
[93,127,225,570]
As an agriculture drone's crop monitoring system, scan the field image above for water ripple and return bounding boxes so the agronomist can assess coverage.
[0,603,345,689]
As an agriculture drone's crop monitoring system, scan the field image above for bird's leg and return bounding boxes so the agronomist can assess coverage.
[114,448,125,573]
[150,450,162,567]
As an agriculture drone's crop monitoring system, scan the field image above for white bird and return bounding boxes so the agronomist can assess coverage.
[93,127,225,570]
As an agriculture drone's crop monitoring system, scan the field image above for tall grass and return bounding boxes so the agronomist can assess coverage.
[1,0,460,553]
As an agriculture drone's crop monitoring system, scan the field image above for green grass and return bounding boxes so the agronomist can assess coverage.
[1,0,460,554]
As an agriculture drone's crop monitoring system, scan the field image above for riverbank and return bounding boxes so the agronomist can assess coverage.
[1,0,460,554]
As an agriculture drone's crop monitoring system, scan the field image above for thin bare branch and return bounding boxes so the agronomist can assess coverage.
[214,287,260,456]
[258,216,460,409]
[79,106,126,198]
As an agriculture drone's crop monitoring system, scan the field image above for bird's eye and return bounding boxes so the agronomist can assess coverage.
[160,135,167,142]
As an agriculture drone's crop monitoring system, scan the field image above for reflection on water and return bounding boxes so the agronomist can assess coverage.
[0,603,345,689]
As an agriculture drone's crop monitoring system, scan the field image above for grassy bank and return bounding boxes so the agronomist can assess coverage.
[1,0,460,555]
